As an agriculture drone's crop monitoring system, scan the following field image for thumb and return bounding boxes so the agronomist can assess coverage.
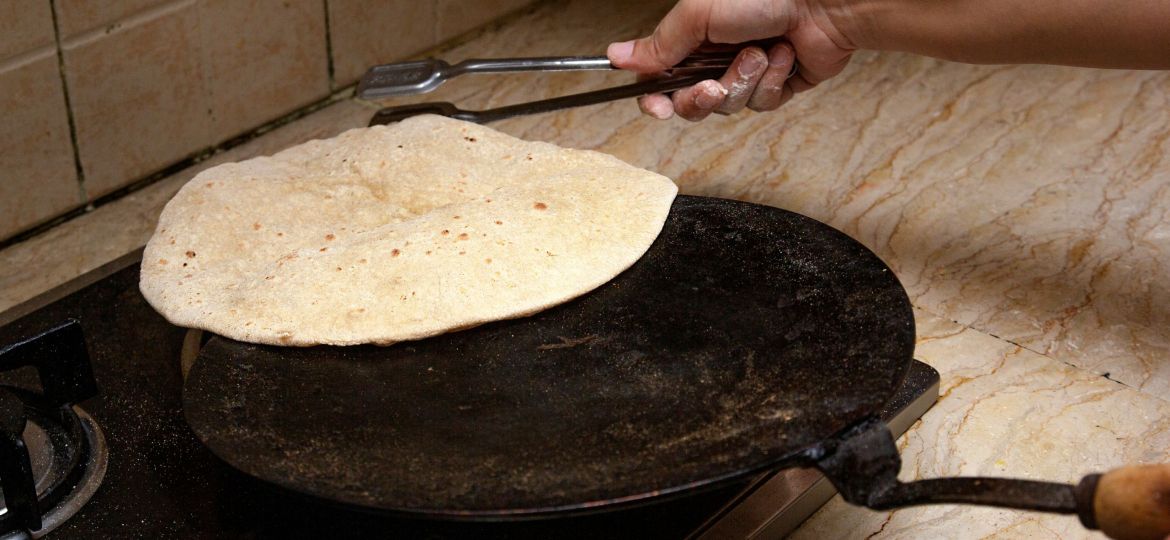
[608,1,705,72]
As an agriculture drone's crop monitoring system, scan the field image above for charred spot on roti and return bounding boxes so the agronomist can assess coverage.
[440,230,450,236]
[186,250,197,258]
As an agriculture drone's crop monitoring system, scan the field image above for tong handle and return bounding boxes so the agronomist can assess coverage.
[369,70,722,126]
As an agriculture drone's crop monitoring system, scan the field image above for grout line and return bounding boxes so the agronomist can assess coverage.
[58,0,196,50]
[47,0,88,205]
[0,46,57,73]
[0,1,548,251]
[0,87,356,253]
[323,0,335,89]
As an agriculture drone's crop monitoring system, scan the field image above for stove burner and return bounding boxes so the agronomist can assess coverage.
[0,321,104,538]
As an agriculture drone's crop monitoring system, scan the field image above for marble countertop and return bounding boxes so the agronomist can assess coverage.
[2,0,1167,537]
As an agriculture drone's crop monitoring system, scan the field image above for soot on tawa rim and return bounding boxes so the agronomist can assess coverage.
[183,195,915,518]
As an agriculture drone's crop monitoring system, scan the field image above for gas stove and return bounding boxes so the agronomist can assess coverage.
[0,250,937,539]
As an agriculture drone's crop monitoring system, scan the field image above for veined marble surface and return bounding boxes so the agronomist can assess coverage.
[1,0,1167,537]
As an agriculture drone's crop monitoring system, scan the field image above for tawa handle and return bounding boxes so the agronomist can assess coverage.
[1081,464,1170,540]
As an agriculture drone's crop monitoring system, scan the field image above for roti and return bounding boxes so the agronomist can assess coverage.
[140,115,677,346]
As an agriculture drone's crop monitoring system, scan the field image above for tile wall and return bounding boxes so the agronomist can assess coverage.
[0,0,534,242]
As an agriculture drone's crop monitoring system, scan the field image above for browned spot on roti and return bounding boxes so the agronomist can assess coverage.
[457,233,469,240]
[205,182,215,188]
[440,230,449,236]
[182,262,188,267]
[335,267,342,271]
[185,250,197,258]
[425,250,432,255]
[484,258,492,264]
[453,215,460,219]
[495,220,503,225]
[252,222,261,230]
[158,259,168,265]
[525,154,533,160]
[534,202,547,210]
[391,249,401,257]
[485,198,492,203]
[359,258,367,264]
[459,251,466,255]
[464,136,477,142]
[325,233,335,241]
[319,247,328,252]
[276,232,284,237]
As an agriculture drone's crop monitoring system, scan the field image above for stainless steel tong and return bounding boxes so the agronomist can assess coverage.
[358,50,749,125]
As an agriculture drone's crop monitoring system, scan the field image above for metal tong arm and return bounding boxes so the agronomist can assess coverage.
[449,56,614,74]
[369,69,723,126]
[359,51,741,99]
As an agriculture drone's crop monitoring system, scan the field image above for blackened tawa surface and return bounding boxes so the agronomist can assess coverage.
[184,195,915,517]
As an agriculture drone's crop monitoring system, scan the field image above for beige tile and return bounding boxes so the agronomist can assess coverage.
[198,0,330,140]
[435,0,532,43]
[0,0,55,59]
[327,0,435,87]
[63,0,212,199]
[53,0,171,37]
[0,98,375,313]
[0,52,81,241]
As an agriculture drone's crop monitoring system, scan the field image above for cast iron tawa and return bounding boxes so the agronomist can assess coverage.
[183,195,915,517]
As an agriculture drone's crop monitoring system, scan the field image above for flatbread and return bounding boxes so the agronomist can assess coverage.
[140,115,677,346]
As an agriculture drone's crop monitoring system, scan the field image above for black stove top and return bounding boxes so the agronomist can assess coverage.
[0,252,937,539]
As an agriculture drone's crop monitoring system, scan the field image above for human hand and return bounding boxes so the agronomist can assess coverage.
[606,0,856,121]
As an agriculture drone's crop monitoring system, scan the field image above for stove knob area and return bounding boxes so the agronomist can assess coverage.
[0,388,41,532]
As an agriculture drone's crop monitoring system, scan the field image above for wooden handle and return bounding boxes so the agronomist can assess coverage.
[1085,464,1170,540]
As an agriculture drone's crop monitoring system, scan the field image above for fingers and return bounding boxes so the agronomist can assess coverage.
[672,79,727,121]
[747,42,797,112]
[607,0,706,72]
[714,46,768,115]
[638,93,675,120]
